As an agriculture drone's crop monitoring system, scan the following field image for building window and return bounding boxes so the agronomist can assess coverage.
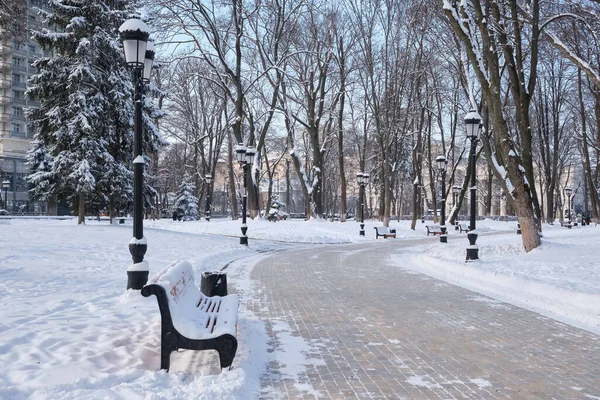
[12,74,21,82]
[13,57,23,66]
[12,90,23,99]
[28,44,36,53]
[11,123,20,133]
[11,106,22,116]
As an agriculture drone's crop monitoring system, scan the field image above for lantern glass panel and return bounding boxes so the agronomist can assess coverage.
[235,145,246,163]
[363,173,370,184]
[245,147,256,164]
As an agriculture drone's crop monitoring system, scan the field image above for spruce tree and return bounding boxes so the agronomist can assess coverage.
[174,182,199,221]
[26,0,162,222]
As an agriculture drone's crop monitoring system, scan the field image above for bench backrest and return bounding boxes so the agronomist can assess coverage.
[146,260,237,339]
[375,226,390,233]
[427,224,441,230]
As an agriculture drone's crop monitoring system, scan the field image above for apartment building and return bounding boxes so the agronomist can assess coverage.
[0,0,48,213]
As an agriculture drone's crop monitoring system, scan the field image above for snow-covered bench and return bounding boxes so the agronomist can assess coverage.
[374,226,396,239]
[560,220,572,229]
[141,260,238,371]
[458,223,469,233]
[425,224,442,236]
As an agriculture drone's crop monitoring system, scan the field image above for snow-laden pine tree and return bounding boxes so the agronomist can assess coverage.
[174,182,199,221]
[26,0,162,223]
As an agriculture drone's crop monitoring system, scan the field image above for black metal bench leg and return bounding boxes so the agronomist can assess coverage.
[216,336,238,369]
[161,331,178,371]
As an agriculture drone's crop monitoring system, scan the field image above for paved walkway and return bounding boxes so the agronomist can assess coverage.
[248,238,600,399]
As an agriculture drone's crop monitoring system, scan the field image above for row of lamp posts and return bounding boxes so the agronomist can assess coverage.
[119,13,485,291]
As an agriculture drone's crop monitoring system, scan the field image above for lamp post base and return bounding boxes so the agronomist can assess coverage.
[465,231,479,261]
[440,234,447,243]
[127,270,149,290]
[466,246,479,261]
[240,236,248,245]
[359,223,365,236]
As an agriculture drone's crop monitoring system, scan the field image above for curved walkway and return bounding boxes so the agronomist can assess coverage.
[249,238,600,399]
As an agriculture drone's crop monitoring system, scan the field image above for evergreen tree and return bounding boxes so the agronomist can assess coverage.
[174,182,199,221]
[267,195,288,221]
[26,0,162,222]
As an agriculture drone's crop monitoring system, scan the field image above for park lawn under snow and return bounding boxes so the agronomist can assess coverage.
[0,217,598,398]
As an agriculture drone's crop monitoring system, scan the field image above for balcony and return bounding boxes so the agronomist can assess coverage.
[0,96,11,105]
[12,47,27,56]
[11,81,27,89]
[11,98,26,106]
[11,64,27,73]
[26,100,40,107]
[0,112,11,122]
[11,114,26,122]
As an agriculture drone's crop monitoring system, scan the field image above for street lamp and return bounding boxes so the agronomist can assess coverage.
[565,186,572,223]
[2,179,9,210]
[205,174,212,221]
[119,18,152,290]
[464,109,482,262]
[235,144,255,245]
[453,185,460,231]
[436,155,448,243]
[357,172,369,236]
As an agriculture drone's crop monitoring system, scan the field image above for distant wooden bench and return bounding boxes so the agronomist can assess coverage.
[425,224,442,236]
[141,260,238,371]
[374,226,396,239]
[560,220,572,229]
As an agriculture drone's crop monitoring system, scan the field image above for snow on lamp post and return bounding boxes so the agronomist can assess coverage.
[565,186,573,223]
[119,18,151,290]
[436,155,448,243]
[2,179,9,210]
[357,172,369,236]
[464,109,482,262]
[205,174,212,221]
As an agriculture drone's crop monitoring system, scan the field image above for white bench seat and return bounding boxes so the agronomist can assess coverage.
[425,224,443,236]
[374,226,396,239]
[142,260,238,371]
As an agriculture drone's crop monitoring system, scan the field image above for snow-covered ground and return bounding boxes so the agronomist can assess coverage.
[0,217,598,398]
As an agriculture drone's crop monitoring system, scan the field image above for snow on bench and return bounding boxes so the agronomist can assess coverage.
[374,226,396,239]
[425,224,443,236]
[141,260,238,371]
[458,223,469,233]
[560,220,572,229]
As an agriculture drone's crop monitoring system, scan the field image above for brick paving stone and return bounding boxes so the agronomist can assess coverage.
[250,239,600,399]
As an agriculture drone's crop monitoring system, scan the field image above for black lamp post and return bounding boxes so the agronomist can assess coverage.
[357,172,369,236]
[235,144,255,245]
[436,155,448,243]
[2,179,9,210]
[452,185,460,230]
[565,186,572,223]
[205,174,212,221]
[464,109,482,262]
[119,18,153,290]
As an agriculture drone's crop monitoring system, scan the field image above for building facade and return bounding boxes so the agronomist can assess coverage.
[0,0,49,213]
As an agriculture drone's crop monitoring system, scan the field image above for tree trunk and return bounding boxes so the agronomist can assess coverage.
[78,193,85,225]
[228,134,238,220]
